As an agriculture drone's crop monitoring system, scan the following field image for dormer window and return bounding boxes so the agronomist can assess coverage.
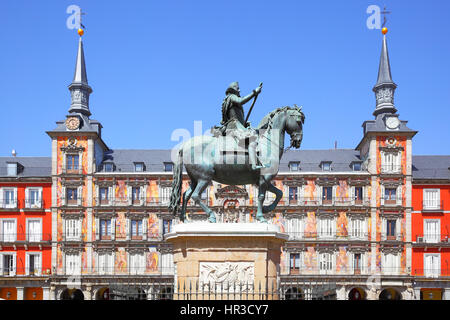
[164,162,174,172]
[289,162,300,172]
[6,162,17,176]
[134,162,145,172]
[352,162,362,171]
[103,163,114,172]
[321,162,332,171]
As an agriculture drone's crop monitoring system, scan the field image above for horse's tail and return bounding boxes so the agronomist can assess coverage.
[169,148,183,215]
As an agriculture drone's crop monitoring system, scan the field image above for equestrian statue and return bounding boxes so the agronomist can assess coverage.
[169,82,305,223]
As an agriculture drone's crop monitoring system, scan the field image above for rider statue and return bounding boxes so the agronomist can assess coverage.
[218,81,264,170]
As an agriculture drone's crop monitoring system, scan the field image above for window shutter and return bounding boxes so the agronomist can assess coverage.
[95,185,99,205]
[36,254,41,275]
[95,218,99,240]
[38,188,43,208]
[78,153,82,174]
[25,188,30,208]
[332,186,337,204]
[382,218,386,241]
[126,219,130,241]
[62,186,66,206]
[76,219,81,240]
[143,219,148,240]
[396,186,402,206]
[396,218,401,240]
[111,218,116,240]
[380,185,385,206]
[0,188,3,208]
[25,254,29,275]
[396,152,401,172]
[77,186,82,206]
[139,187,144,205]
[351,186,355,205]
[13,188,17,208]
[108,186,113,205]
[127,186,132,205]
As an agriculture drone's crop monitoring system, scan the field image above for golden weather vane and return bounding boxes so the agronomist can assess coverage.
[77,9,86,36]
[381,6,391,35]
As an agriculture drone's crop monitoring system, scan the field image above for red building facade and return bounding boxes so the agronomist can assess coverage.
[411,156,450,300]
[0,157,52,300]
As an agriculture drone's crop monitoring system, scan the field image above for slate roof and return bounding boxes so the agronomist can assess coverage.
[0,157,51,178]
[412,155,450,180]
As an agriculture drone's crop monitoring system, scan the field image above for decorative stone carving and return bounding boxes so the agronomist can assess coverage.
[375,87,394,106]
[199,262,254,292]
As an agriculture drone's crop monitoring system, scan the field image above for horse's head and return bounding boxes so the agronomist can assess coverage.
[285,105,305,149]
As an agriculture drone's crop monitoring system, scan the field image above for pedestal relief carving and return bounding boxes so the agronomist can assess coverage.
[199,262,254,292]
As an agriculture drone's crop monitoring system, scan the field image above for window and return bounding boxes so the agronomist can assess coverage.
[351,219,365,239]
[321,162,331,171]
[424,220,440,243]
[132,187,141,204]
[99,187,109,205]
[353,253,362,274]
[129,252,145,274]
[354,187,363,204]
[289,162,300,172]
[322,187,333,204]
[26,253,41,275]
[319,217,334,238]
[103,163,114,172]
[424,254,440,278]
[134,162,145,172]
[319,252,333,273]
[352,162,362,171]
[65,253,80,276]
[100,219,112,240]
[289,187,298,204]
[1,254,15,276]
[160,187,172,204]
[381,152,400,173]
[290,253,300,274]
[98,252,113,275]
[2,188,16,208]
[164,162,174,172]
[65,219,81,241]
[26,188,42,208]
[386,220,396,240]
[383,253,399,275]
[1,219,16,242]
[131,220,143,239]
[384,188,397,205]
[6,163,17,176]
[66,154,79,172]
[423,189,440,210]
[66,188,78,205]
[27,219,42,242]
[286,217,303,240]
[163,220,172,235]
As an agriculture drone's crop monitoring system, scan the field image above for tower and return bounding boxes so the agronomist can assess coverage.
[356,29,417,294]
[46,30,108,299]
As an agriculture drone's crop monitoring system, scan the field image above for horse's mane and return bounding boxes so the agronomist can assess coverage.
[257,105,305,130]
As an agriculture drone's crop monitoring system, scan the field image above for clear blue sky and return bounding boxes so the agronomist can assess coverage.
[1,0,449,156]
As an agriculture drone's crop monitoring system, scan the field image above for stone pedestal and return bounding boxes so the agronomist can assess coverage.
[166,222,288,300]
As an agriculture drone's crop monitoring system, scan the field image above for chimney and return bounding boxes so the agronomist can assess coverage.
[11,149,17,157]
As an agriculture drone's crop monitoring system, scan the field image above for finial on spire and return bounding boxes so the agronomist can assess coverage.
[76,9,86,37]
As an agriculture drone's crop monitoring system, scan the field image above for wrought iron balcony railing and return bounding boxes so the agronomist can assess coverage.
[414,234,450,244]
[0,267,52,277]
[284,197,370,206]
[422,200,444,211]
[56,266,175,277]
[0,233,52,243]
[286,232,370,241]
[0,199,18,209]
[413,269,450,278]
[380,165,402,174]
[286,266,408,276]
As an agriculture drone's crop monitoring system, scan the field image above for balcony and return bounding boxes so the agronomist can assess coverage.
[56,266,175,277]
[284,197,369,207]
[0,267,52,277]
[414,234,450,245]
[422,200,444,212]
[0,199,18,210]
[413,269,450,278]
[0,233,52,244]
[286,267,371,276]
[380,233,403,242]
[23,199,45,210]
[380,165,402,175]
[92,196,175,207]
[382,197,403,207]
[286,232,369,241]
[60,197,84,207]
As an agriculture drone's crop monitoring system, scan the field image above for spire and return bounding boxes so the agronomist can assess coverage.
[68,37,92,117]
[372,33,397,117]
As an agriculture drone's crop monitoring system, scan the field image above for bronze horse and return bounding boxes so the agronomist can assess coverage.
[169,106,305,222]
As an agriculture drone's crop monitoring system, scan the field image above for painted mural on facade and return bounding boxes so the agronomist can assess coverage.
[303,179,317,200]
[336,180,350,200]
[304,246,317,271]
[115,180,128,204]
[146,251,159,273]
[336,246,349,273]
[271,212,285,233]
[304,211,317,238]
[116,212,127,240]
[336,212,348,237]
[115,248,127,274]
[148,213,159,238]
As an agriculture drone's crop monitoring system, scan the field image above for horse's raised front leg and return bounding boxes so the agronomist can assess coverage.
[263,182,283,213]
[256,183,268,223]
[191,179,216,223]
